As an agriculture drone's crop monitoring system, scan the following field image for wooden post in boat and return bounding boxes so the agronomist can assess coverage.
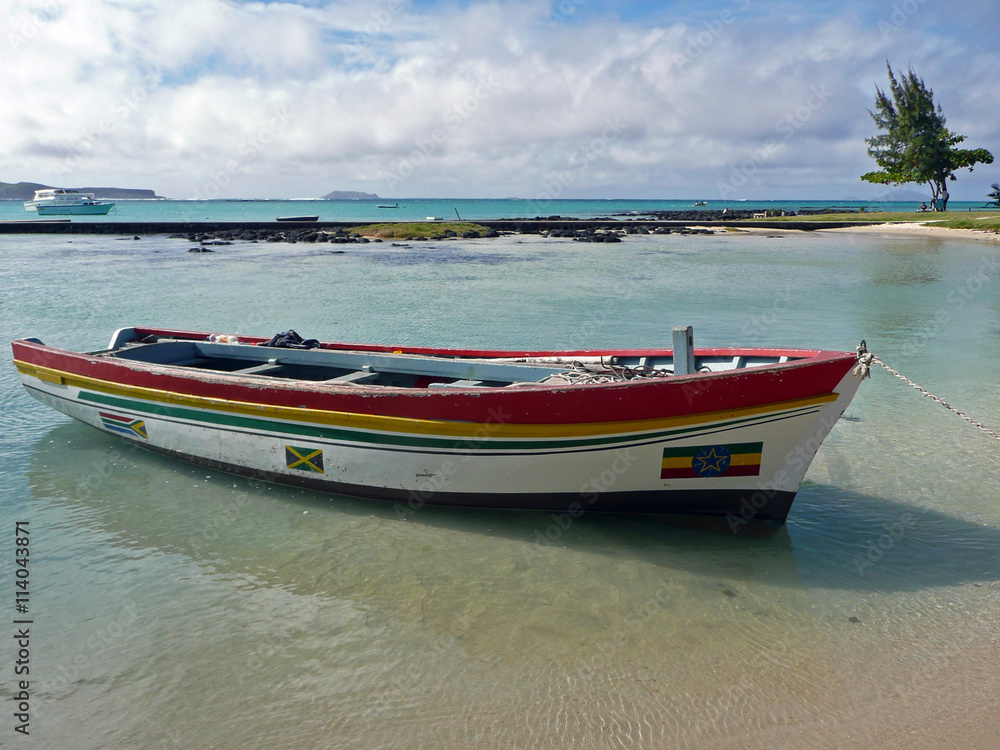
[672,326,695,375]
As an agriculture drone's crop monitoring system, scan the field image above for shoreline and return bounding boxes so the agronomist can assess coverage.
[1,217,997,245]
[819,221,1000,245]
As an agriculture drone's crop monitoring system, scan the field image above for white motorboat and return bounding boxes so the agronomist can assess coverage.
[24,189,115,216]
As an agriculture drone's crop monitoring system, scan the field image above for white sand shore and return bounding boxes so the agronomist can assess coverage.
[819,222,1000,245]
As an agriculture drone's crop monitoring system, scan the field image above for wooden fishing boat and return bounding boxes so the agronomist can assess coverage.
[11,326,865,524]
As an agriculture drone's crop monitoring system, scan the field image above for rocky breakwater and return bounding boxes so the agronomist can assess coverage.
[614,209,796,220]
[172,227,377,252]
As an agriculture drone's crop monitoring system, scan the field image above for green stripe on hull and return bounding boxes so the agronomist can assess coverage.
[77,389,822,452]
[661,441,763,458]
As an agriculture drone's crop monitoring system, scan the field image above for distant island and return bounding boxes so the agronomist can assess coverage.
[320,190,381,200]
[0,181,163,200]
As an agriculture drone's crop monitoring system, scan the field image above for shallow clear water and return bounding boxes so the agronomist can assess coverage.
[1,227,998,748]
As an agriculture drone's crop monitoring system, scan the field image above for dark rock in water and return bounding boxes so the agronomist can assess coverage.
[722,588,737,598]
[573,233,621,243]
[611,209,797,221]
[201,240,232,246]
[188,247,214,253]
[848,616,861,624]
[799,208,855,215]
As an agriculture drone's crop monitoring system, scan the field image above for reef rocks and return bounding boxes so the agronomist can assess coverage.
[170,228,374,245]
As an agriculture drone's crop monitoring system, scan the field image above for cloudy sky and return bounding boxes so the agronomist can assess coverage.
[4,0,998,200]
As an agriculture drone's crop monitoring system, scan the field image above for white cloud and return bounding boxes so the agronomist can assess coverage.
[2,0,997,199]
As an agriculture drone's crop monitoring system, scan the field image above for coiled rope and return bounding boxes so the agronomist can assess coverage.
[548,358,678,385]
[855,340,1000,441]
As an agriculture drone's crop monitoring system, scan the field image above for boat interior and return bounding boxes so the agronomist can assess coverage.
[82,332,800,389]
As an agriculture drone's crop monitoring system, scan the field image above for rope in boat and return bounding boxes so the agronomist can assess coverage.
[855,340,1000,441]
[549,359,677,384]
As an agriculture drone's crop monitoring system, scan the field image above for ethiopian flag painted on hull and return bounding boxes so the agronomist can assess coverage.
[661,442,762,479]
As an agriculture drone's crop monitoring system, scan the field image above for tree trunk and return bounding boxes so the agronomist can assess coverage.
[929,180,950,211]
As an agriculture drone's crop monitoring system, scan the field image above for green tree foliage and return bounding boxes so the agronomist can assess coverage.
[861,64,993,211]
[987,183,1000,207]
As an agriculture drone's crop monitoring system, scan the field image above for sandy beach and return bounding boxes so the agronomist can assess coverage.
[820,221,1000,245]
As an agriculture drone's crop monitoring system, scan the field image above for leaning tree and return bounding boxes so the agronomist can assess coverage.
[861,64,993,211]
[987,183,1000,207]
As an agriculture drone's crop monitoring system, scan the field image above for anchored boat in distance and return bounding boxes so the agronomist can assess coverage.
[11,326,866,524]
[24,188,115,216]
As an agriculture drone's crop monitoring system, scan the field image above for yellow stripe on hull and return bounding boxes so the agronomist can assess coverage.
[661,452,763,470]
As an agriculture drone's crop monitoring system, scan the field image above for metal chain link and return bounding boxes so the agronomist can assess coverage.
[855,340,1000,441]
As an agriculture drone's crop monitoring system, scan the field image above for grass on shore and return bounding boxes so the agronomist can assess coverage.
[348,222,490,239]
[756,210,1000,231]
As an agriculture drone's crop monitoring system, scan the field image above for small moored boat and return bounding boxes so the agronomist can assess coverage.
[11,326,865,523]
[24,188,115,215]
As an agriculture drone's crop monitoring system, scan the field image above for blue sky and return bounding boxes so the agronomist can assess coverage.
[3,0,998,200]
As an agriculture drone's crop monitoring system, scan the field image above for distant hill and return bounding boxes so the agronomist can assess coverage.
[0,181,163,200]
[321,190,380,200]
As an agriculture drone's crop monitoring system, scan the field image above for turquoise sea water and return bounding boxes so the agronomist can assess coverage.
[1,225,999,748]
[1,197,990,224]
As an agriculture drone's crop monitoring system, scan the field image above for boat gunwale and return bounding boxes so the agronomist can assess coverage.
[11,331,857,400]
[125,325,838,362]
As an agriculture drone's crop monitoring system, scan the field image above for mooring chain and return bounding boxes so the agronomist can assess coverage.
[855,340,1000,441]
